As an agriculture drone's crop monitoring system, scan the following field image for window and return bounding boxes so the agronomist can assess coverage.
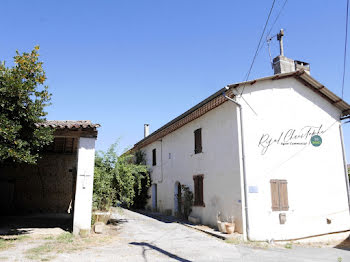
[193,175,204,206]
[194,128,202,154]
[152,148,156,166]
[270,179,289,211]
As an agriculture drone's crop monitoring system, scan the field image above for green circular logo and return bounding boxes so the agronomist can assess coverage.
[311,135,322,147]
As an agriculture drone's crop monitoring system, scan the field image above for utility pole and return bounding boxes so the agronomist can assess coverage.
[277,29,284,56]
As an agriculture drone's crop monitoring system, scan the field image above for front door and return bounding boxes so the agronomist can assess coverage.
[177,183,182,216]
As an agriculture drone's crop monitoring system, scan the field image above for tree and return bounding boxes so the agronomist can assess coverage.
[93,143,149,211]
[0,46,53,164]
[131,150,151,209]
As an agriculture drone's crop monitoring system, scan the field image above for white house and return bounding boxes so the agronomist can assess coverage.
[132,52,350,241]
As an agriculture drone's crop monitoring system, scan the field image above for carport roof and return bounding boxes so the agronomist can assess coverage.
[36,120,100,138]
[36,120,100,129]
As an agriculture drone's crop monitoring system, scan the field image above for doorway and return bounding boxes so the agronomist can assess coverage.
[174,182,182,216]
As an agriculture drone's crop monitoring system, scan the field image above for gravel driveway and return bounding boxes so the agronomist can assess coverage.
[48,209,350,262]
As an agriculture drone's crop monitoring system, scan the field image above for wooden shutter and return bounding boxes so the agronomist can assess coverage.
[270,180,280,211]
[193,175,204,206]
[194,128,202,154]
[279,180,289,211]
[193,176,199,205]
[198,175,204,205]
[270,179,289,211]
[152,149,156,166]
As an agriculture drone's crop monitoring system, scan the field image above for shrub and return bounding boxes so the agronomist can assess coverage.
[131,151,151,209]
[93,143,149,211]
[181,185,193,219]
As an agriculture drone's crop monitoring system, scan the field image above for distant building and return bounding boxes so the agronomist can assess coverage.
[132,51,350,241]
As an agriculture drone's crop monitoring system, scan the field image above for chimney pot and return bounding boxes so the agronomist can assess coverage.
[144,124,150,138]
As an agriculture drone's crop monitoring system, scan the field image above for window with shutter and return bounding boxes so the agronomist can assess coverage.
[270,179,289,211]
[193,175,204,206]
[194,128,202,154]
[152,148,156,166]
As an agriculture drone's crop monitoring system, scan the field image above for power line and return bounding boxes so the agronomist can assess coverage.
[266,0,288,39]
[239,0,276,96]
[257,0,289,67]
[342,0,349,99]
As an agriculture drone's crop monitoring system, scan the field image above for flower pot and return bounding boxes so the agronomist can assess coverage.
[219,222,227,233]
[217,221,222,231]
[225,223,235,234]
[92,211,111,225]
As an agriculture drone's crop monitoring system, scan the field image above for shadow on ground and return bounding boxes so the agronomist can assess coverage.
[130,241,192,262]
[107,218,128,226]
[335,237,350,251]
[0,213,72,236]
[133,209,194,226]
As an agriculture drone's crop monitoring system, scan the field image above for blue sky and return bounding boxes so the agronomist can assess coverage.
[2,0,350,160]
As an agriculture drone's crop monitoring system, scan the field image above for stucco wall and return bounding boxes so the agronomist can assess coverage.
[0,153,76,213]
[238,78,350,241]
[142,102,244,232]
[73,137,96,236]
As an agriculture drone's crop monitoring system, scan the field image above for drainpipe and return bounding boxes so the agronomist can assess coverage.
[158,139,164,183]
[223,88,250,241]
[339,122,350,213]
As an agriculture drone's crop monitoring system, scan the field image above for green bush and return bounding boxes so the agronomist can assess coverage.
[131,150,151,209]
[181,185,194,219]
[93,143,149,211]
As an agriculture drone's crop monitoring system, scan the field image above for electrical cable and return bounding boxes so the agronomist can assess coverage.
[258,0,289,57]
[266,0,288,40]
[342,0,349,99]
[239,0,276,97]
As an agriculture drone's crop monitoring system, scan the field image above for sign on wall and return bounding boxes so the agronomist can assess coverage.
[258,125,325,155]
[310,135,322,147]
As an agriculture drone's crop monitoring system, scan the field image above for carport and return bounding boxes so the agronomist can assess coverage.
[0,120,99,236]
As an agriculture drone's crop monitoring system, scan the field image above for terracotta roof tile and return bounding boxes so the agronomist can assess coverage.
[36,120,100,130]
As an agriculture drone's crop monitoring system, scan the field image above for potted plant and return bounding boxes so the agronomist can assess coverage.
[217,212,222,231]
[225,216,235,234]
[216,212,227,233]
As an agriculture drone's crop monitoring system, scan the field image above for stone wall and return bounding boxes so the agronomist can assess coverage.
[0,153,77,214]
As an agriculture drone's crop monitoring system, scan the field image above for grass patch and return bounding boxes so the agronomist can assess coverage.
[246,241,269,249]
[0,235,31,251]
[0,239,12,251]
[284,242,293,249]
[224,238,269,249]
[225,238,242,245]
[56,233,73,243]
[26,243,54,261]
[25,232,112,261]
[43,236,54,241]
[16,235,30,241]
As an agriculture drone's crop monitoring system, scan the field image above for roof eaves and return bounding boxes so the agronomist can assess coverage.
[133,70,350,149]
[134,87,228,147]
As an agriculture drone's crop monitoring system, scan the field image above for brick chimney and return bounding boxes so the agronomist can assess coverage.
[273,56,310,75]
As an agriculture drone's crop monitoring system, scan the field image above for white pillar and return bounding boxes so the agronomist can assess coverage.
[73,137,96,236]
